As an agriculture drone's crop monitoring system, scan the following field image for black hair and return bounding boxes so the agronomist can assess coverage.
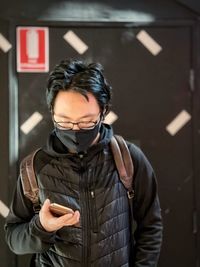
[46,59,112,115]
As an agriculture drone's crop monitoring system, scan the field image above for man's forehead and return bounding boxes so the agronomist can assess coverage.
[53,90,100,120]
[54,112,99,120]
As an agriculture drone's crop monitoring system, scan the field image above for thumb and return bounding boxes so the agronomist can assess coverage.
[41,199,51,213]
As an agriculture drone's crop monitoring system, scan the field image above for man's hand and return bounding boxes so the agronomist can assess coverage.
[39,199,80,232]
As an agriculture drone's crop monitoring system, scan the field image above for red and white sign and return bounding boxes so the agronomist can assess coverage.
[17,27,49,72]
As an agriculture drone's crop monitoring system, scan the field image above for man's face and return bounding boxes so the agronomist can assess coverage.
[53,90,100,130]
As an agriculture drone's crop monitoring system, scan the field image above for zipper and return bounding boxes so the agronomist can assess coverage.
[79,154,91,267]
[90,190,99,233]
[91,191,95,198]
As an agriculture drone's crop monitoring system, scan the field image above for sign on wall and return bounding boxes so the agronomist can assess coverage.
[16,27,49,72]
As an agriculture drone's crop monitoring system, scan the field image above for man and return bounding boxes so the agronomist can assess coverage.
[5,59,162,266]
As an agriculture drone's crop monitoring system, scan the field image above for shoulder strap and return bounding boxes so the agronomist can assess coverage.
[20,148,41,212]
[110,135,135,238]
[110,135,134,199]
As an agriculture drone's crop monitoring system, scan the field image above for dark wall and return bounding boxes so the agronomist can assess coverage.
[176,0,200,15]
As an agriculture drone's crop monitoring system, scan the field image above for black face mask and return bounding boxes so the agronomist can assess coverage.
[55,123,101,153]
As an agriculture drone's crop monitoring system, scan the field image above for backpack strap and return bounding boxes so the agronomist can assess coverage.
[110,135,135,228]
[20,148,41,212]
[110,135,134,198]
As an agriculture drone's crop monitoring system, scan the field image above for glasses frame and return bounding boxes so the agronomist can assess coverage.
[52,112,101,130]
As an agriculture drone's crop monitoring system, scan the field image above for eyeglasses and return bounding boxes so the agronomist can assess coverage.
[52,113,101,130]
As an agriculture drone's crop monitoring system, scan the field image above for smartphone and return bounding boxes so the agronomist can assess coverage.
[49,203,74,216]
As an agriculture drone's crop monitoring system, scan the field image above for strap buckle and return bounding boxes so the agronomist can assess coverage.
[127,190,134,199]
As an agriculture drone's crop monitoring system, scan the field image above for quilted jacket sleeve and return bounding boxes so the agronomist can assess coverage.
[128,143,163,267]
[4,177,57,254]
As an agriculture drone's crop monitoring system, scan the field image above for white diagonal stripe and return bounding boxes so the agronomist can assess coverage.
[104,111,118,125]
[20,111,43,134]
[0,200,9,218]
[63,30,88,54]
[166,110,191,136]
[136,30,162,56]
[0,33,12,53]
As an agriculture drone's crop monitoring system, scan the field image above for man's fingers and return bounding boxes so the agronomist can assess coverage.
[56,213,74,225]
[65,211,80,225]
[58,210,80,226]
[74,211,80,221]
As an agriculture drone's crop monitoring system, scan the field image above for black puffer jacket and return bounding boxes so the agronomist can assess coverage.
[5,124,162,267]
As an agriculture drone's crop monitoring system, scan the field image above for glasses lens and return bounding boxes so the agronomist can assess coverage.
[56,122,73,130]
[78,122,96,129]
